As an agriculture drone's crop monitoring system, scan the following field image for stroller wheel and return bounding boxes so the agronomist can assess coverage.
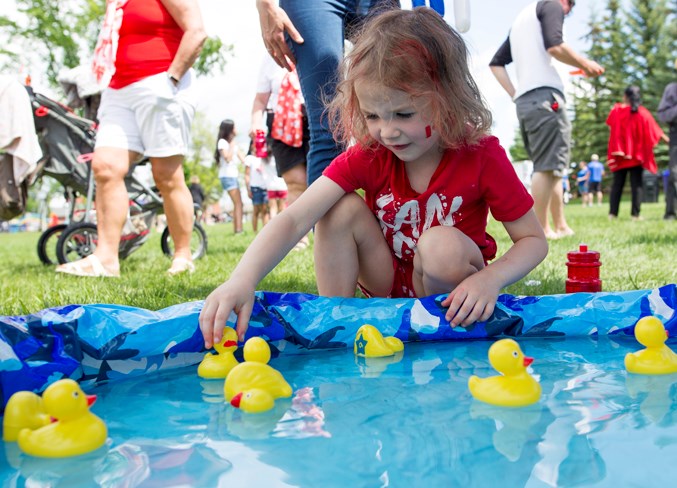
[37,224,68,265]
[161,222,208,260]
[55,222,99,264]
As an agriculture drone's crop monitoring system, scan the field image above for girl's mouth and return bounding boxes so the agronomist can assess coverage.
[391,144,409,151]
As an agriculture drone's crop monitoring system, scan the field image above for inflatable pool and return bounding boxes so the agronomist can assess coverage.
[1,285,675,410]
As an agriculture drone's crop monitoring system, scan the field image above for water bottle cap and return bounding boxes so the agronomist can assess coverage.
[566,243,600,263]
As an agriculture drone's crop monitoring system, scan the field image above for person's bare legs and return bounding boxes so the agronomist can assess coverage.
[314,193,393,296]
[261,203,270,227]
[531,170,556,238]
[282,164,307,206]
[269,197,284,218]
[550,180,574,236]
[227,188,243,233]
[151,155,194,264]
[56,147,136,275]
[282,163,309,249]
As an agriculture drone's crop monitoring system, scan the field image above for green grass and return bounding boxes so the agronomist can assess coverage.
[0,199,675,316]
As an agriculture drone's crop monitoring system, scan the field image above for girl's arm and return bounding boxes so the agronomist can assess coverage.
[244,166,253,198]
[199,176,346,346]
[442,209,547,326]
[236,147,247,165]
[250,91,272,138]
[219,140,235,163]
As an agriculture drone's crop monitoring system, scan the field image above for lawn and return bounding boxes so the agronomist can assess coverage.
[0,199,675,317]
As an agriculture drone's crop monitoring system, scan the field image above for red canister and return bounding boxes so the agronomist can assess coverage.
[565,244,602,293]
[254,130,268,158]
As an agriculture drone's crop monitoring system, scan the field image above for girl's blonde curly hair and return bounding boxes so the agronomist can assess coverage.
[326,7,492,150]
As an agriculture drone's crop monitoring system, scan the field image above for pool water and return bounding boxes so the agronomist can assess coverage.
[3,335,677,487]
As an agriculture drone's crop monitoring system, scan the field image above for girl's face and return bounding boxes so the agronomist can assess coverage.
[355,82,441,168]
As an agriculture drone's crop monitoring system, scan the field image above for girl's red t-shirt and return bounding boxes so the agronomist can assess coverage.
[323,136,534,265]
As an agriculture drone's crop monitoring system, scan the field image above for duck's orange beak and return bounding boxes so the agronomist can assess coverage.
[87,394,97,407]
[523,356,534,367]
[230,392,243,408]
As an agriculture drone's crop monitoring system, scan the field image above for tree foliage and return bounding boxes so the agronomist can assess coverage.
[512,0,677,170]
[0,0,232,87]
[184,112,221,204]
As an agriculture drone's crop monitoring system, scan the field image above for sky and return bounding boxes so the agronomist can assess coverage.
[196,0,600,156]
[3,0,602,157]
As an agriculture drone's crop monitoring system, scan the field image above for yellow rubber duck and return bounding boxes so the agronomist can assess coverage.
[468,338,541,407]
[224,338,292,414]
[198,327,240,379]
[17,379,107,458]
[354,324,404,358]
[243,336,271,364]
[625,316,677,375]
[3,391,51,442]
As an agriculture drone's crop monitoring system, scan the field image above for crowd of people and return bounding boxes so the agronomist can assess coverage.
[46,0,674,341]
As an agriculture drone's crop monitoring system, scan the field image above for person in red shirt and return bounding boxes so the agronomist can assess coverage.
[607,85,668,220]
[57,0,206,277]
[199,8,548,347]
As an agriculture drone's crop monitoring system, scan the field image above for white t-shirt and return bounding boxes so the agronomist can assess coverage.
[264,156,287,192]
[217,139,239,179]
[255,54,305,109]
[244,154,268,189]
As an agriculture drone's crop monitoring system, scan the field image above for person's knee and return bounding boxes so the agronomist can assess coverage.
[415,226,480,285]
[317,193,364,230]
[92,153,128,184]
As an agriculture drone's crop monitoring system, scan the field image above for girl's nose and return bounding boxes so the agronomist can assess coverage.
[380,121,400,140]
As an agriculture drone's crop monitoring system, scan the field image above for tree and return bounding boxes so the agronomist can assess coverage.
[184,111,221,205]
[508,127,529,162]
[567,0,675,168]
[569,0,627,164]
[0,0,232,87]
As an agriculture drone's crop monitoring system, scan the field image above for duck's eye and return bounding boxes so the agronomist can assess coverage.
[73,391,79,398]
[512,351,519,358]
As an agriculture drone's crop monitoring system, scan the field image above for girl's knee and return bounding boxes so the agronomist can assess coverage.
[415,226,482,283]
[318,192,366,226]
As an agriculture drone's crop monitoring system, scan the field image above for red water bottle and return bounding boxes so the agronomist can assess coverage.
[255,130,268,158]
[565,244,602,293]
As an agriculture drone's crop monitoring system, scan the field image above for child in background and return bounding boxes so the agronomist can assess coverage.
[244,140,271,232]
[576,161,591,206]
[199,8,548,346]
[263,149,288,218]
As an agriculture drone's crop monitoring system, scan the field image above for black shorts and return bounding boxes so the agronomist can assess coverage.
[589,181,601,192]
[266,109,310,176]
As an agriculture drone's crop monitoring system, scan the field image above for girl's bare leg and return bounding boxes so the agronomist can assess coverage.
[411,226,484,297]
[314,193,393,297]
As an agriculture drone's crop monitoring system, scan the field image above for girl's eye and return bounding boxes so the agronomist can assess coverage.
[397,113,414,119]
[364,114,378,120]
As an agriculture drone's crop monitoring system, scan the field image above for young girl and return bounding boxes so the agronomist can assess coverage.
[244,139,271,232]
[215,119,245,234]
[200,8,548,347]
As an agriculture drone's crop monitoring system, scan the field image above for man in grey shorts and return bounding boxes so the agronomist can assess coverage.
[490,0,603,239]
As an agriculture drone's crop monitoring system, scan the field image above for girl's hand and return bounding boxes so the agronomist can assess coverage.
[199,279,255,347]
[441,272,501,327]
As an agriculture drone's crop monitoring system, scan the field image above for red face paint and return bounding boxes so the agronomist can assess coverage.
[425,125,432,138]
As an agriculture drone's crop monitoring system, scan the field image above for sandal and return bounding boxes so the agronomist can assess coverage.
[56,255,120,278]
[167,257,195,275]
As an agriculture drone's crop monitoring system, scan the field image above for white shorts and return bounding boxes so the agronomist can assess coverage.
[95,70,197,158]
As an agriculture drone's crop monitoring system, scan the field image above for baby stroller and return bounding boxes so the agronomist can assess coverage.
[28,86,207,265]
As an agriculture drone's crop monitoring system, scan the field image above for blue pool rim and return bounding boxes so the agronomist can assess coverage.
[1,284,675,411]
